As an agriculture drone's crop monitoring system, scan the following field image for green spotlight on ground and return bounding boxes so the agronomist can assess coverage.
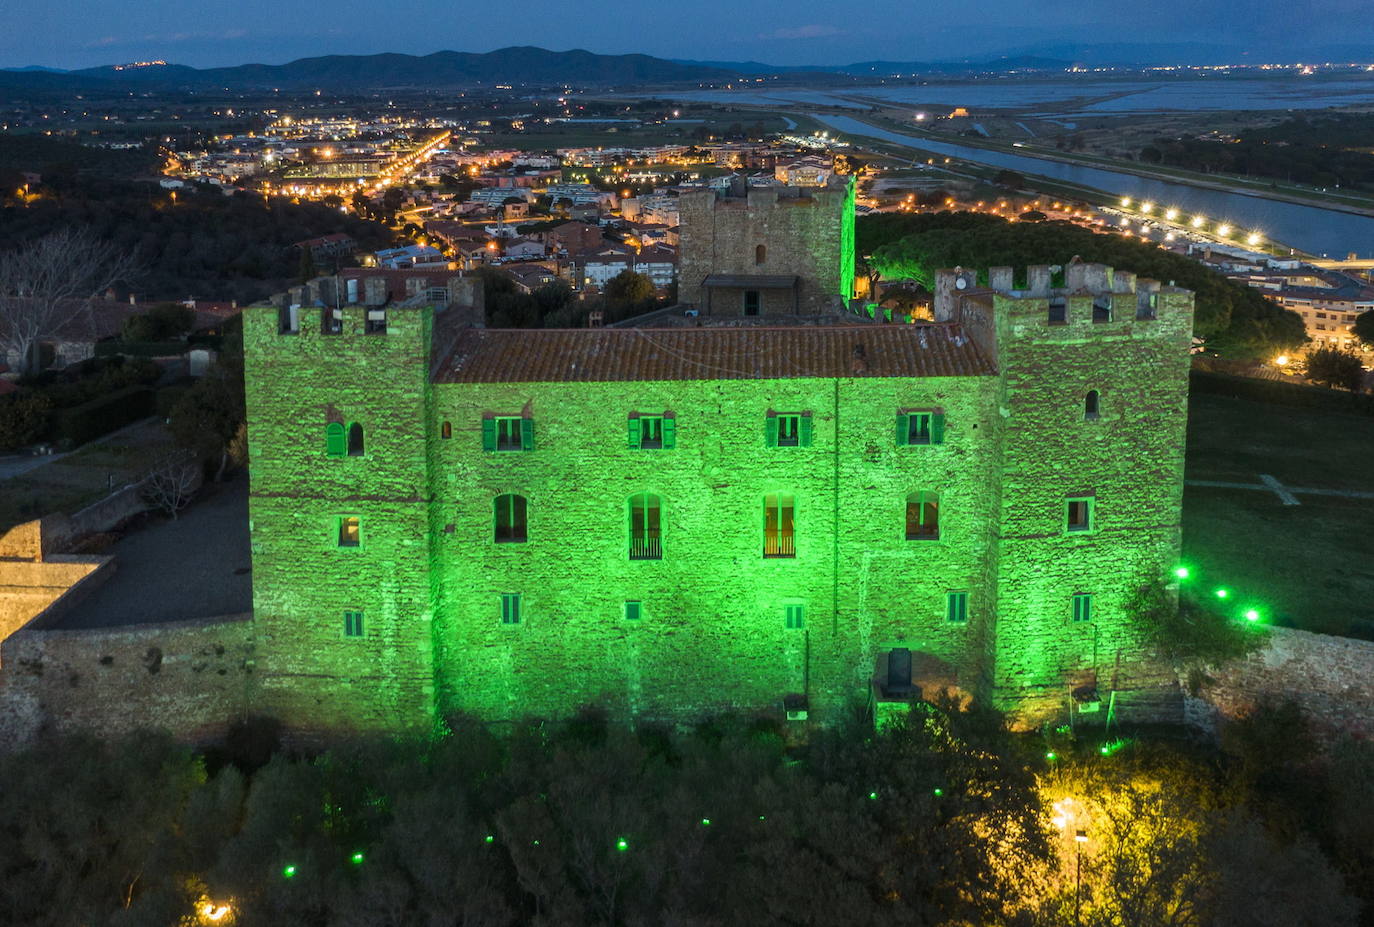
[868,791,878,800]
[351,852,364,865]
[282,865,297,879]
[701,818,711,826]
[933,788,944,797]
[1174,567,1189,579]
[1215,588,1229,599]
[484,835,494,844]
[1244,609,1260,622]
[1046,751,1057,761]
[616,838,629,852]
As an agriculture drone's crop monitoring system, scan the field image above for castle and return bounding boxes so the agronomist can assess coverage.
[241,180,1194,734]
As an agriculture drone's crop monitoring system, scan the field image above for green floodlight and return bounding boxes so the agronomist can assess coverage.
[868,791,879,800]
[701,818,711,827]
[616,838,629,852]
[1099,745,1110,755]
[282,865,297,879]
[1215,588,1229,599]
[1244,609,1260,622]
[933,788,944,797]
[1045,751,1057,761]
[350,852,364,865]
[484,834,495,844]
[1173,566,1190,580]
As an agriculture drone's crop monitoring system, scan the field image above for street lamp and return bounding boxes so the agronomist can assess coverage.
[1075,829,1088,926]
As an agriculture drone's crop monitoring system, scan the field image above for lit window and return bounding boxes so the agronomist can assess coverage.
[1072,593,1094,623]
[347,423,364,456]
[500,593,521,625]
[441,421,452,439]
[946,591,968,624]
[784,603,804,630]
[764,494,795,558]
[906,491,939,540]
[343,610,364,638]
[338,516,360,547]
[494,493,528,543]
[767,412,811,447]
[483,415,533,451]
[629,493,662,560]
[896,411,944,446]
[1066,497,1094,533]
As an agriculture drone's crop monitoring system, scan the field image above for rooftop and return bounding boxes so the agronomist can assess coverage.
[435,324,993,384]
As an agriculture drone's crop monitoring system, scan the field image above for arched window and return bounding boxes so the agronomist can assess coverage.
[325,422,346,458]
[763,493,795,558]
[494,494,528,543]
[906,491,939,540]
[441,421,452,439]
[1084,390,1100,421]
[755,244,767,265]
[347,422,365,456]
[629,493,662,560]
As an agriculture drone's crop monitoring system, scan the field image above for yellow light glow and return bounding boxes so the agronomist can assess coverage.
[1275,354,1289,366]
[1246,232,1262,246]
[1165,208,1179,220]
[1120,197,1131,207]
[1217,224,1231,236]
[198,899,233,923]
[1191,215,1205,228]
[1140,201,1153,213]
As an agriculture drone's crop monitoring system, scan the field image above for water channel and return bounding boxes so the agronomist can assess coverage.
[814,113,1374,258]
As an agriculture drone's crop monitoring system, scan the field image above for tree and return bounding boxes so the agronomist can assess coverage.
[168,321,244,480]
[993,169,1025,188]
[603,269,654,304]
[1303,346,1366,391]
[296,247,316,284]
[121,302,194,343]
[1354,309,1374,349]
[141,452,200,518]
[0,228,139,376]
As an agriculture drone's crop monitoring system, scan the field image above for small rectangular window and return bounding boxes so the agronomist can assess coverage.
[1072,593,1094,623]
[743,289,760,316]
[946,591,968,624]
[1066,497,1095,533]
[766,412,811,448]
[784,603,805,630]
[624,601,642,621]
[500,593,521,625]
[343,610,364,637]
[338,516,360,548]
[637,415,664,449]
[496,416,523,451]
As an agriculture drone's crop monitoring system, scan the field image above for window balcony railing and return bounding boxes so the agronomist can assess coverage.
[629,533,662,561]
[764,534,795,558]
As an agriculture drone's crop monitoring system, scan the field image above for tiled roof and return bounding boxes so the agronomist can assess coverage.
[436,324,994,383]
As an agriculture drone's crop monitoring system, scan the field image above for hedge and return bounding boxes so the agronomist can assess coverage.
[94,340,189,358]
[1190,370,1374,416]
[52,385,155,447]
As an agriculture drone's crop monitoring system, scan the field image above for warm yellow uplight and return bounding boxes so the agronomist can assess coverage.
[1246,232,1262,246]
[1275,354,1289,366]
[1120,197,1131,207]
[198,899,233,923]
[1140,201,1153,213]
[1217,224,1231,236]
[1165,208,1179,221]
[1191,215,1205,228]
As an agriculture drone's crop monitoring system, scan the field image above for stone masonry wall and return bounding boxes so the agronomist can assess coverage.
[0,614,254,748]
[678,182,853,313]
[429,373,1000,725]
[1185,627,1374,741]
[984,282,1195,722]
[243,304,437,736]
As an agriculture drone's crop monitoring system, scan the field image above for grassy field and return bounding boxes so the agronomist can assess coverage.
[1182,393,1374,639]
[0,419,177,532]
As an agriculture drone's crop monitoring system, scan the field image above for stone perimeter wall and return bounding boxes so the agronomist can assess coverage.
[1185,627,1374,742]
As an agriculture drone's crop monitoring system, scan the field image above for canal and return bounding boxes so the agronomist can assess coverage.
[815,113,1374,259]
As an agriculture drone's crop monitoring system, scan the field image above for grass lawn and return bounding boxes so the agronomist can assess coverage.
[0,419,177,532]
[1182,393,1374,639]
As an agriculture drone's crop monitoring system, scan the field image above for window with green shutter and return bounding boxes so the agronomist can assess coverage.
[896,411,945,446]
[343,610,364,638]
[946,591,968,624]
[325,422,346,458]
[629,413,674,449]
[1071,593,1094,623]
[784,603,805,630]
[1065,496,1095,533]
[766,412,811,447]
[484,416,533,452]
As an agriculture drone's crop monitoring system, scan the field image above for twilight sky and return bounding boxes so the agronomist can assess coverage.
[1,0,1366,70]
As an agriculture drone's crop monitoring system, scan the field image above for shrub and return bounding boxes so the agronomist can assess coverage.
[121,303,195,342]
[51,385,154,448]
[0,391,53,451]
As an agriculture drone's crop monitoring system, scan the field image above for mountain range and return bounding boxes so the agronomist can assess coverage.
[3,43,1370,94]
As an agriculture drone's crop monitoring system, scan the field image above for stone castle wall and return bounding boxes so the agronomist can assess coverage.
[678,181,854,314]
